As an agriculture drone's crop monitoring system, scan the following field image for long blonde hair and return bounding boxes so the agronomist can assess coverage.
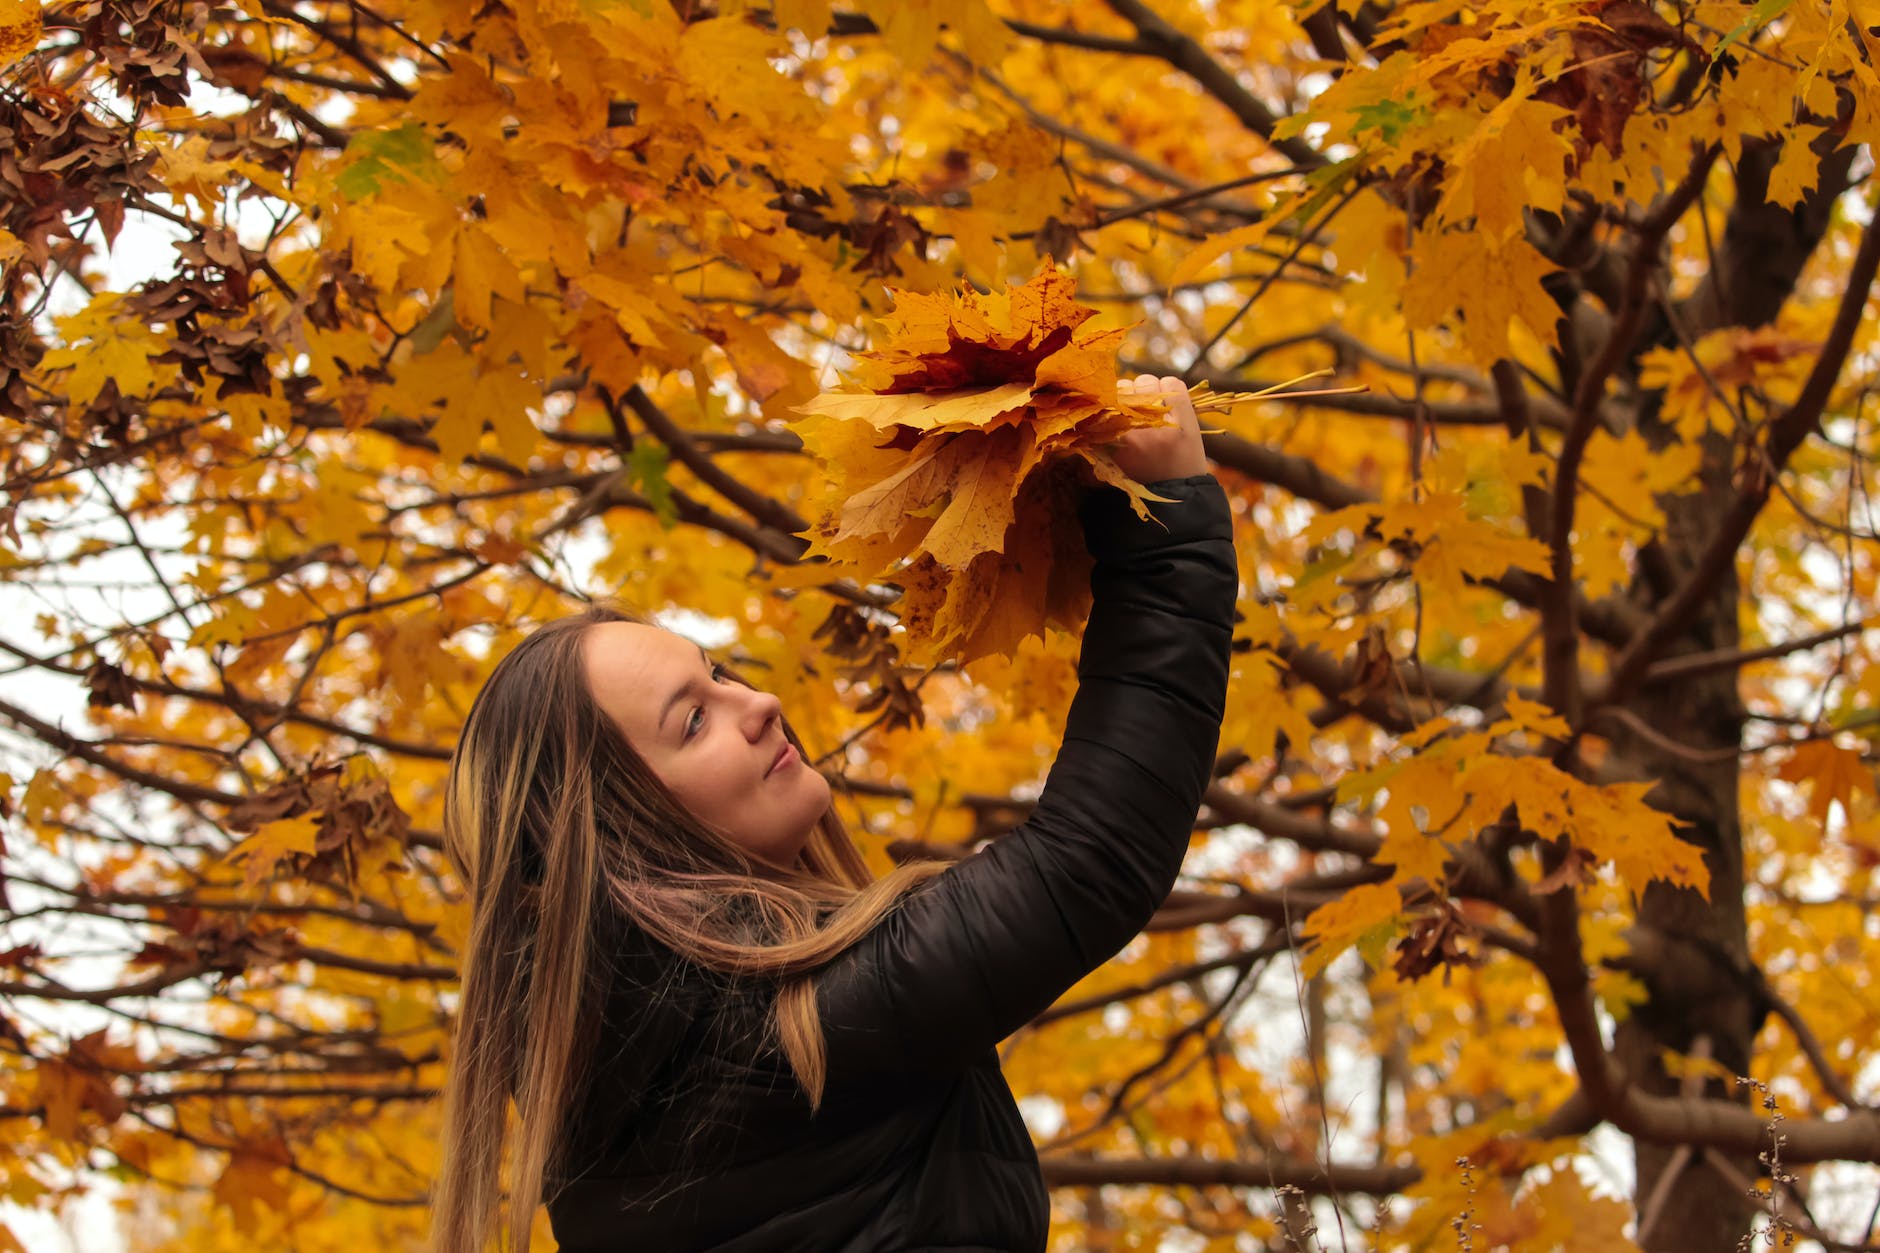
[430,605,946,1253]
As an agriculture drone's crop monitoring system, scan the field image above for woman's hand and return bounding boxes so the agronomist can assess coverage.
[1111,374,1208,483]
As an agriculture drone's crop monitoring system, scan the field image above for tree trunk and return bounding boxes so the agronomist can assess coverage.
[1609,433,1760,1252]
[1595,134,1862,1252]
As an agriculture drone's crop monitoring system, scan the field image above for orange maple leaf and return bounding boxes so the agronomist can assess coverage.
[793,267,1170,663]
[213,1136,293,1232]
[1777,738,1873,826]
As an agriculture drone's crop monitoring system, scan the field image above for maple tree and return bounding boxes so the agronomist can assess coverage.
[3,0,1880,1248]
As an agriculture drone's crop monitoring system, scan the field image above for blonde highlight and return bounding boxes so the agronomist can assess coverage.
[431,605,945,1253]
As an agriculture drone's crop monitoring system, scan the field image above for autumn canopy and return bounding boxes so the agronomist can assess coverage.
[4,0,1880,1250]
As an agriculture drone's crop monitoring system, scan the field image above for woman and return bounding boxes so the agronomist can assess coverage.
[432,375,1238,1252]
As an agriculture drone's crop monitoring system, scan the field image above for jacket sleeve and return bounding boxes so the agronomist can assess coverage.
[814,473,1238,1076]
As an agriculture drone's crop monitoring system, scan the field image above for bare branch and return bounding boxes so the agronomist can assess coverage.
[1203,430,1373,510]
[621,385,808,536]
[1099,0,1324,170]
[1642,618,1876,687]
[1040,1151,1419,1197]
[0,696,244,808]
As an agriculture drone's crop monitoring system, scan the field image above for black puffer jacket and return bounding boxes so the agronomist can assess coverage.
[548,474,1238,1252]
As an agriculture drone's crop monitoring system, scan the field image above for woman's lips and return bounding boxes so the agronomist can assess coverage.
[768,742,798,776]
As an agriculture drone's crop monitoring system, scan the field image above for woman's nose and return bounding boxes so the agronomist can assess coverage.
[741,686,783,738]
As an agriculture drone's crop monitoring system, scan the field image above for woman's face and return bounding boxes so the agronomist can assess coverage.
[582,622,831,867]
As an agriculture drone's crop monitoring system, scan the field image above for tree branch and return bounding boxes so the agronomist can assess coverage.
[0,696,243,808]
[1099,0,1323,170]
[1202,784,1381,858]
[1536,875,1880,1164]
[0,638,454,762]
[1180,363,1572,429]
[621,385,808,536]
[1602,202,1880,703]
[1040,1151,1419,1196]
[1002,17,1152,55]
[1642,618,1875,687]
[1032,933,1294,1025]
[286,944,455,983]
[1546,145,1721,722]
[1203,430,1373,509]
[0,962,217,1005]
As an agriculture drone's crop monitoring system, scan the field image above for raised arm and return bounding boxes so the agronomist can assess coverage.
[815,468,1238,1076]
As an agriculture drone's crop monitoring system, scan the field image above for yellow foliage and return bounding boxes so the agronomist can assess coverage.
[5,1,1879,1248]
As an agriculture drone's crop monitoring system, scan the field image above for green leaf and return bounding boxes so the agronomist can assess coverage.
[1356,918,1401,971]
[1294,154,1366,225]
[408,288,457,355]
[336,123,444,201]
[1349,95,1427,145]
[1714,0,1792,57]
[628,441,676,529]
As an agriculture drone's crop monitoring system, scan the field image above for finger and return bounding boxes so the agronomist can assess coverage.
[1157,378,1196,415]
[1135,372,1180,421]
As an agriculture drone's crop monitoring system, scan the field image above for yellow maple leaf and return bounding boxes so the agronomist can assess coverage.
[1415,515,1551,590]
[1301,881,1403,977]
[1767,128,1824,210]
[1497,691,1571,741]
[1033,327,1129,402]
[225,815,322,888]
[1375,819,1451,888]
[676,18,793,122]
[769,0,832,37]
[1434,84,1575,242]
[854,0,1011,66]
[186,600,259,650]
[1403,230,1561,367]
[1220,651,1320,765]
[33,1061,94,1143]
[469,368,540,465]
[0,0,39,69]
[1168,216,1280,294]
[889,464,1093,662]
[42,296,166,408]
[1520,1169,1643,1253]
[919,425,1030,568]
[453,224,526,332]
[1314,490,1548,594]
[1570,778,1709,894]
[1579,427,1702,551]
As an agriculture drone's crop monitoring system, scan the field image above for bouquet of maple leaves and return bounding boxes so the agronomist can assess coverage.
[792,268,1183,666]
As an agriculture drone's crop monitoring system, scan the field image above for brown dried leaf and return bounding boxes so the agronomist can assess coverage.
[83,660,138,711]
[1391,900,1484,982]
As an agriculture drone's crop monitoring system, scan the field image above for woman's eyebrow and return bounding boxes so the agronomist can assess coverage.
[656,644,715,736]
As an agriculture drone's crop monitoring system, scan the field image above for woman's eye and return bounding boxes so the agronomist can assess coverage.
[684,664,727,740]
